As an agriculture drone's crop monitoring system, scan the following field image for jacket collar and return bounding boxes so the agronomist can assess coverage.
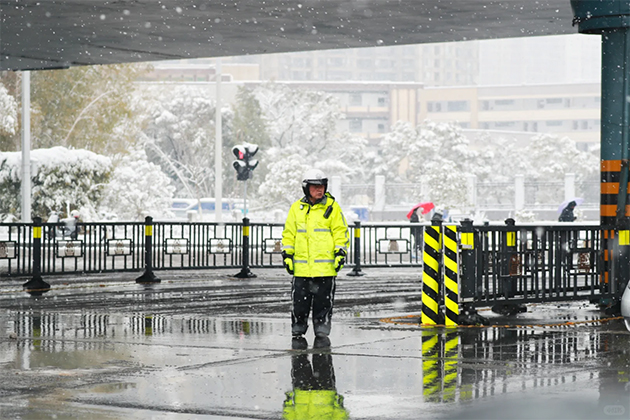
[301,193,329,206]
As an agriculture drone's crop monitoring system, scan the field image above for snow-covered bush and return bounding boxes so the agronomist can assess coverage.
[0,147,111,219]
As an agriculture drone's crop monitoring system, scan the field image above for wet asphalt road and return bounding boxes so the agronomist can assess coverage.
[1,267,630,420]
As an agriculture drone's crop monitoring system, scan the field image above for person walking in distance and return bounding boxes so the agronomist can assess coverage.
[282,168,349,340]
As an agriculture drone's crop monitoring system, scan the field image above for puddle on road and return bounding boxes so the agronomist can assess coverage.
[1,309,630,419]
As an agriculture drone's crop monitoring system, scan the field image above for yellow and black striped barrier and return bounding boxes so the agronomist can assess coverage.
[422,221,442,325]
[422,331,442,402]
[443,225,459,326]
[442,333,459,402]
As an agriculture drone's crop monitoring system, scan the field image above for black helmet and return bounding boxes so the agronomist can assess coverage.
[302,168,328,197]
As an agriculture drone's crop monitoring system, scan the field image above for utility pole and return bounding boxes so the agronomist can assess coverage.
[21,71,31,222]
[215,59,223,224]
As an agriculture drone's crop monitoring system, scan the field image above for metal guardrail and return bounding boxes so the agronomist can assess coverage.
[459,223,610,306]
[0,218,614,309]
[0,219,426,278]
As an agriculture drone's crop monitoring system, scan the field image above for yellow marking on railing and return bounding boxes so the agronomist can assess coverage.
[507,231,515,247]
[145,226,153,236]
[33,227,42,239]
[461,232,474,249]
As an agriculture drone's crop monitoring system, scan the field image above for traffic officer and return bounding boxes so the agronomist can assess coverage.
[282,168,349,339]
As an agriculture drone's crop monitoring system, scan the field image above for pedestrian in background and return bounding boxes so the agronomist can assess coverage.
[559,201,577,222]
[282,169,349,342]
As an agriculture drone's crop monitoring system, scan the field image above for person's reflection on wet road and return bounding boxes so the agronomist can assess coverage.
[283,337,348,419]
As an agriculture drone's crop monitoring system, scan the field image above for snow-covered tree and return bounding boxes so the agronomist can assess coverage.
[251,83,371,209]
[377,120,480,209]
[31,64,148,154]
[139,84,233,201]
[524,133,598,183]
[258,153,311,208]
[100,149,175,221]
[0,147,112,219]
[0,83,17,137]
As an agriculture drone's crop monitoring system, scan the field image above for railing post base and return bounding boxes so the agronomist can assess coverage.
[23,276,51,295]
[346,268,365,277]
[234,268,257,278]
[490,302,526,316]
[136,271,161,284]
[457,304,489,326]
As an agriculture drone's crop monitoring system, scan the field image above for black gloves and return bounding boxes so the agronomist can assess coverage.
[334,249,346,272]
[282,251,294,275]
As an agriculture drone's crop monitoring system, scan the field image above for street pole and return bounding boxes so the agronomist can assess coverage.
[21,71,31,222]
[215,58,223,224]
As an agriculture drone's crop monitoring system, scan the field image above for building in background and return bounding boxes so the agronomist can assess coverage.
[145,34,602,149]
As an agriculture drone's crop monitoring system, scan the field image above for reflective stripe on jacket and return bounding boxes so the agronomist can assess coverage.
[282,193,349,278]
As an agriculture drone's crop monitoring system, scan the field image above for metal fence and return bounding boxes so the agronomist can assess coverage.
[460,223,612,307]
[0,220,427,278]
[1,219,615,308]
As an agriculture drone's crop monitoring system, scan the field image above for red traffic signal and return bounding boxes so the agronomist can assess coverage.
[232,143,259,181]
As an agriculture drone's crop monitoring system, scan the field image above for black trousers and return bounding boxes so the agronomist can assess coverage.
[292,352,336,390]
[291,276,336,336]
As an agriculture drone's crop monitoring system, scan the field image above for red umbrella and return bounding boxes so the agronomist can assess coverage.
[406,202,435,219]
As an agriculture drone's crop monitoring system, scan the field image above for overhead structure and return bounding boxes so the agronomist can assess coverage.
[571,0,630,307]
[1,0,575,72]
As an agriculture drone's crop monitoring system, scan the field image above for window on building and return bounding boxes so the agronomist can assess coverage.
[377,97,386,106]
[329,57,345,67]
[427,102,433,112]
[447,101,468,112]
[349,93,362,106]
[495,99,514,106]
[349,119,362,132]
[378,123,386,133]
[481,100,490,111]
[546,120,563,127]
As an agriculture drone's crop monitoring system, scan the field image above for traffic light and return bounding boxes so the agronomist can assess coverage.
[232,143,259,181]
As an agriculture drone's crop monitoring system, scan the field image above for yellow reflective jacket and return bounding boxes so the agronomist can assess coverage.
[283,389,349,420]
[282,193,349,278]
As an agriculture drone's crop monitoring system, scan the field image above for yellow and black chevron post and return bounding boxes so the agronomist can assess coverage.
[422,218,443,325]
[442,333,459,402]
[443,225,459,326]
[422,331,442,402]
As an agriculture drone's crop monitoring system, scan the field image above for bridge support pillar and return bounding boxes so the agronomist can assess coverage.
[572,1,630,309]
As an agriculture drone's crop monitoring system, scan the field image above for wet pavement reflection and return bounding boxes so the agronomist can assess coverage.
[0,269,629,419]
